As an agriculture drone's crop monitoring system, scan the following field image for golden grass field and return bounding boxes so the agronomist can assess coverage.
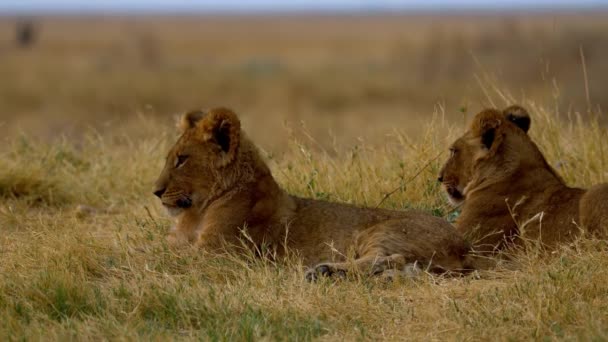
[1,13,608,340]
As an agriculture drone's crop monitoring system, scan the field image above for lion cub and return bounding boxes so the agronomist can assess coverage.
[153,107,471,279]
[438,105,608,253]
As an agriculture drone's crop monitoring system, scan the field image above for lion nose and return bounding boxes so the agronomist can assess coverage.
[153,188,166,198]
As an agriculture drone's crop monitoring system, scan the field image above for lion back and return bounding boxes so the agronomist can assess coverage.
[579,183,608,237]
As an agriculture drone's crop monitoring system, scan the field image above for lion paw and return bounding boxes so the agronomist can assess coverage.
[305,263,346,282]
[379,262,423,282]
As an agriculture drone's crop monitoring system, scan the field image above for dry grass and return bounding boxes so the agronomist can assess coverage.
[1,12,608,341]
[1,97,607,340]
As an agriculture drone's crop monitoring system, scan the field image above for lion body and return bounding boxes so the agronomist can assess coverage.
[181,191,468,270]
[155,108,470,277]
[439,106,608,252]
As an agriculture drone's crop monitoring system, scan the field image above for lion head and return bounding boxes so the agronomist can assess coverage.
[153,107,255,217]
[438,105,542,206]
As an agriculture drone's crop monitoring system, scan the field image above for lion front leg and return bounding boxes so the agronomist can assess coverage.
[166,225,190,247]
[166,211,203,247]
[194,227,245,253]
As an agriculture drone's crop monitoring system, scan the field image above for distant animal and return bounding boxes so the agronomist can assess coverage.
[153,107,472,279]
[15,20,36,48]
[438,105,608,253]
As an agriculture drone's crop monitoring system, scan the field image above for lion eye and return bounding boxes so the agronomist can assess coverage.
[175,154,189,168]
[449,148,456,158]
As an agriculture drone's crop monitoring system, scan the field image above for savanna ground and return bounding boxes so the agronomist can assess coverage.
[1,12,608,340]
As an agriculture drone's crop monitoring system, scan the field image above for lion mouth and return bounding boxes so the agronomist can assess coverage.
[175,197,192,209]
[161,196,192,209]
[161,195,193,217]
[443,184,465,205]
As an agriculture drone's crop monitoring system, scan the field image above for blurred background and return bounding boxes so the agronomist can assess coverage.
[1,0,607,150]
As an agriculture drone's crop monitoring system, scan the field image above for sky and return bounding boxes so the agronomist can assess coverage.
[1,0,607,14]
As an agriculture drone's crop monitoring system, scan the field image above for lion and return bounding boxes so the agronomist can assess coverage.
[438,105,608,253]
[153,107,472,279]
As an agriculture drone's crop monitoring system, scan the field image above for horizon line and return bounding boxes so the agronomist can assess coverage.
[1,2,608,16]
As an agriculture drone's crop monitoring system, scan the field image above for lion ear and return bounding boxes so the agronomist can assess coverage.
[197,107,241,166]
[503,105,530,133]
[471,109,504,152]
[481,127,496,150]
[179,110,206,132]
